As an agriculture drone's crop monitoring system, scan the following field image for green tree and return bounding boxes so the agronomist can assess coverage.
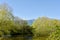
[11,17,33,37]
[46,19,60,40]
[32,17,56,36]
[0,3,14,36]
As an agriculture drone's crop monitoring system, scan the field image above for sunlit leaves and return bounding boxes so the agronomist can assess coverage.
[0,3,14,36]
[46,19,60,40]
[32,17,56,36]
[46,28,60,40]
[0,3,14,20]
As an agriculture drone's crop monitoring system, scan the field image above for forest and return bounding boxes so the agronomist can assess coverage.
[0,3,60,40]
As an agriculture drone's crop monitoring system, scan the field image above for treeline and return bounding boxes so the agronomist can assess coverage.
[0,3,60,40]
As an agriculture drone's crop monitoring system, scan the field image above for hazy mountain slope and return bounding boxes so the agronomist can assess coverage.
[27,19,35,25]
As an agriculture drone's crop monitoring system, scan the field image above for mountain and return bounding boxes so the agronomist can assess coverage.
[27,19,35,25]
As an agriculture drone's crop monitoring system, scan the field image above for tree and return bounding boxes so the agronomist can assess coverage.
[10,17,33,37]
[0,3,14,20]
[0,3,14,36]
[46,19,60,40]
[32,17,56,36]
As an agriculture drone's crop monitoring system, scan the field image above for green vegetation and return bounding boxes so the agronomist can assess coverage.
[32,17,56,36]
[0,3,33,40]
[0,3,60,40]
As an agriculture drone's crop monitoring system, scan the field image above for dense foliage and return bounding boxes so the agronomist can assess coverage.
[32,17,57,37]
[46,20,60,40]
[0,3,33,39]
[32,17,60,40]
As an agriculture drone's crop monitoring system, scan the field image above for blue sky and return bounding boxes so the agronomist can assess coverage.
[0,0,60,20]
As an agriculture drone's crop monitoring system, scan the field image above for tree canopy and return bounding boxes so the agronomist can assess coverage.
[32,17,57,36]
